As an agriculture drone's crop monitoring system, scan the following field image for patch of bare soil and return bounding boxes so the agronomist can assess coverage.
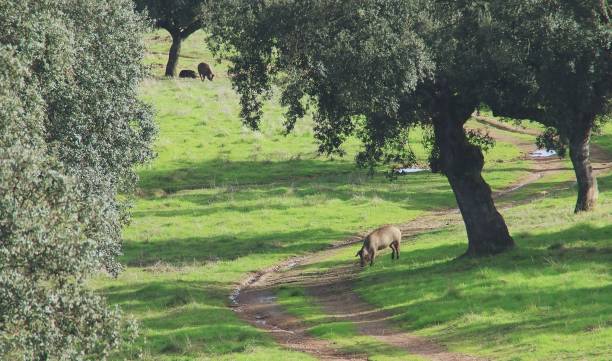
[307,263,486,361]
[236,267,368,361]
[232,120,612,360]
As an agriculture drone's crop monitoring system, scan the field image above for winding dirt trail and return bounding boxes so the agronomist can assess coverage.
[232,119,612,361]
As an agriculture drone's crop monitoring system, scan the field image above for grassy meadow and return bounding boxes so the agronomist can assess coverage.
[277,173,612,360]
[94,30,611,360]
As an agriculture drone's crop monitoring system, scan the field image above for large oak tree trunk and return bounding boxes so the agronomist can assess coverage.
[165,32,182,77]
[569,121,598,213]
[432,94,514,256]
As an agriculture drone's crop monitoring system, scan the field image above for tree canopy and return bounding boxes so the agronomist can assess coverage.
[209,0,519,256]
[0,0,155,358]
[135,0,208,76]
[480,0,612,212]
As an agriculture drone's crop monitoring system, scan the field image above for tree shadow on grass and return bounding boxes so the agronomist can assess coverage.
[139,156,536,195]
[135,170,457,221]
[103,279,272,356]
[125,170,459,267]
[138,158,362,193]
[122,227,347,266]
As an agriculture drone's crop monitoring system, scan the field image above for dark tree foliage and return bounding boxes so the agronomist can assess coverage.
[209,0,515,256]
[481,0,611,213]
[135,0,208,76]
[1,0,155,359]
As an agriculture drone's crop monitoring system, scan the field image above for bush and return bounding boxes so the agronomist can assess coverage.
[0,0,155,359]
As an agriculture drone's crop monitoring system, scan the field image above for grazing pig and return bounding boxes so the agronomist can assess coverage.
[355,225,401,267]
[179,69,197,78]
[197,62,215,81]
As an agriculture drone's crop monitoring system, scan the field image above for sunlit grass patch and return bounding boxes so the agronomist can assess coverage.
[594,122,612,154]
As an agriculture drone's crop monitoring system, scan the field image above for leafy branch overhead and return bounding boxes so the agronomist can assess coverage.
[208,0,517,256]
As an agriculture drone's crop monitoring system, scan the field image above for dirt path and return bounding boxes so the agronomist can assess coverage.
[232,120,612,361]
[307,260,484,361]
[237,266,368,361]
[473,115,611,167]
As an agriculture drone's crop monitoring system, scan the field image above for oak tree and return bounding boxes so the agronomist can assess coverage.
[135,0,208,76]
[481,0,611,212]
[209,0,515,256]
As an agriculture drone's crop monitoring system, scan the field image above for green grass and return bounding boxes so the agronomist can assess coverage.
[275,171,612,361]
[594,122,612,154]
[297,173,611,361]
[92,30,610,360]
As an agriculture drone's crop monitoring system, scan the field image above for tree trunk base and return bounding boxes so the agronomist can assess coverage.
[165,33,182,77]
[570,123,598,213]
[432,91,514,256]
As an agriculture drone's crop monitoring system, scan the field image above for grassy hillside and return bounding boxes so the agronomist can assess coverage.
[272,119,611,360]
[94,30,531,360]
[94,30,610,360]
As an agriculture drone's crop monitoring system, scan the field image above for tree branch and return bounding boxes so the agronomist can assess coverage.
[180,20,205,39]
[155,18,171,31]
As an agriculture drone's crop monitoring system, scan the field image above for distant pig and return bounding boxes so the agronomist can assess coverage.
[197,62,215,81]
[179,69,197,78]
[355,225,401,267]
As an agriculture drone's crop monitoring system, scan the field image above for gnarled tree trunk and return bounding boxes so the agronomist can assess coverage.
[569,120,598,213]
[432,87,514,256]
[165,32,182,77]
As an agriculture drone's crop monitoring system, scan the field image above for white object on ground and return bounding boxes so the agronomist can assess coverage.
[530,149,557,158]
[394,167,427,174]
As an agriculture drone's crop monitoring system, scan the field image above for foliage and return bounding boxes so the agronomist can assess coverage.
[208,0,521,255]
[536,128,567,157]
[482,0,611,139]
[135,0,207,36]
[478,0,611,212]
[207,0,434,163]
[0,143,138,360]
[46,0,156,276]
[0,0,154,359]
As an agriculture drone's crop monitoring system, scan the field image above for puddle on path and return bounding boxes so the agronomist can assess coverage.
[258,295,277,304]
